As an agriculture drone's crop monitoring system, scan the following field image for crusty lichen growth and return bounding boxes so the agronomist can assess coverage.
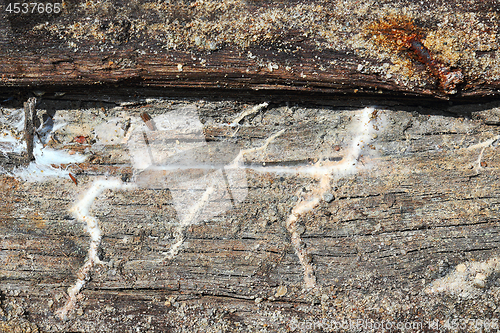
[426,256,500,298]
[423,12,500,82]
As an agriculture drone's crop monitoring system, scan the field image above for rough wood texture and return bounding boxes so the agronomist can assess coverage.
[0,0,499,98]
[1,95,500,332]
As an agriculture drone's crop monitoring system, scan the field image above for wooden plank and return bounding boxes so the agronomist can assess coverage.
[1,97,499,331]
[0,0,499,98]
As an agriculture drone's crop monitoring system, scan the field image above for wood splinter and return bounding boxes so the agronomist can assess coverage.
[140,112,156,165]
[23,97,38,162]
[140,112,157,131]
[69,173,78,185]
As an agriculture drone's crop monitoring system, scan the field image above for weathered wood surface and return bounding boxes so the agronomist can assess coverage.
[1,95,500,332]
[0,0,499,98]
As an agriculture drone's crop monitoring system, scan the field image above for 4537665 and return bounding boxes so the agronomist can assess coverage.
[5,2,61,14]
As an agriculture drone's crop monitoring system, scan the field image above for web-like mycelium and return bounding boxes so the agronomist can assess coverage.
[52,106,383,317]
[1,102,385,319]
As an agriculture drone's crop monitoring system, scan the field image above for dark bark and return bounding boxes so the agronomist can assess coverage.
[0,0,499,99]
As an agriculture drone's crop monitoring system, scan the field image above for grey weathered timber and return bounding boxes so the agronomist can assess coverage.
[1,96,499,332]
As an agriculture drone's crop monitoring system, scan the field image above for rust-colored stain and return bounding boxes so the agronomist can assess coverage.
[69,173,78,185]
[367,15,464,95]
[72,136,88,144]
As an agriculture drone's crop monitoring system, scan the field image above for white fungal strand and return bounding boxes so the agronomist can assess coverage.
[283,107,380,289]
[164,186,215,260]
[54,105,383,318]
[230,102,268,126]
[56,178,135,320]
[164,127,285,260]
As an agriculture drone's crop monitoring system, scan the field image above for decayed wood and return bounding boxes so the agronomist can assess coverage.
[1,97,500,332]
[0,0,499,98]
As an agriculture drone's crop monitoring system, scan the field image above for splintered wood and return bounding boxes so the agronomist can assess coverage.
[23,97,37,162]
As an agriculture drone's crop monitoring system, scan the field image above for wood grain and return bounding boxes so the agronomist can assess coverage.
[1,97,499,332]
